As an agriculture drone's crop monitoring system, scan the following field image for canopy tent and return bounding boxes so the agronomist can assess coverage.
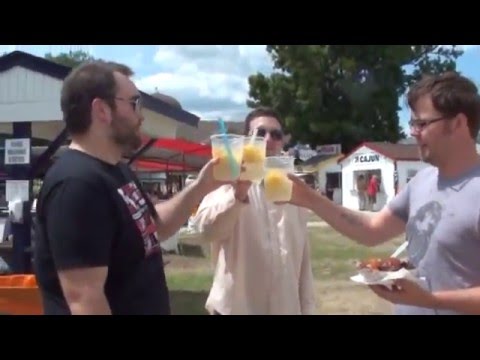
[131,159,197,172]
[150,138,212,157]
[130,136,212,171]
[129,137,213,196]
[25,136,212,176]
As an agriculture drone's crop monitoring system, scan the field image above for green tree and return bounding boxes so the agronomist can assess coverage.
[45,50,95,68]
[247,45,463,153]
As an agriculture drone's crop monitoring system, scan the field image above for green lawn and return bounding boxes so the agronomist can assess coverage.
[165,222,405,315]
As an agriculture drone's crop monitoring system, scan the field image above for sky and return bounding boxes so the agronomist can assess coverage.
[1,45,479,133]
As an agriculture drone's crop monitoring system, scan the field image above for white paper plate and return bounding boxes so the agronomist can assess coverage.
[350,268,421,288]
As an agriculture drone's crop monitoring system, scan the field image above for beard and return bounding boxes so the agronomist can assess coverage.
[110,113,142,157]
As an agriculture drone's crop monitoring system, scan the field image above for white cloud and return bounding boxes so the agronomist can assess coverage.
[135,45,274,121]
[138,45,480,122]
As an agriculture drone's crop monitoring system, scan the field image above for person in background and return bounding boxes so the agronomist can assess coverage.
[192,107,315,315]
[355,174,367,211]
[148,191,160,205]
[283,71,480,315]
[366,174,379,211]
[33,60,227,315]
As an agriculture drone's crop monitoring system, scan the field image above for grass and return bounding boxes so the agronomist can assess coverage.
[308,227,402,279]
[164,216,405,315]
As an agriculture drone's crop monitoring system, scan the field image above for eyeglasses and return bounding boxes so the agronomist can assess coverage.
[408,116,447,131]
[254,127,283,141]
[115,96,142,113]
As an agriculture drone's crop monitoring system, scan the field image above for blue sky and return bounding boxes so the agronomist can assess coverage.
[1,45,479,133]
[397,45,480,133]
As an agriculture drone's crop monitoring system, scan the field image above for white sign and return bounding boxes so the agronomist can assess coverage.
[6,180,30,202]
[298,148,317,161]
[316,144,342,155]
[5,138,30,165]
[354,153,380,163]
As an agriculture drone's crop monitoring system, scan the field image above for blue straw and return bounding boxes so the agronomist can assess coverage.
[217,117,238,178]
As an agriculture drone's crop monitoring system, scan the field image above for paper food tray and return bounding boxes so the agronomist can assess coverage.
[350,267,422,288]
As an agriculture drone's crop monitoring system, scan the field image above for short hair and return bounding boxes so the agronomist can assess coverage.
[60,60,134,135]
[244,106,283,134]
[407,71,480,139]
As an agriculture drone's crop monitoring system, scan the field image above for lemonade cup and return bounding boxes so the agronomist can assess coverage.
[239,136,266,183]
[264,156,295,202]
[210,134,244,181]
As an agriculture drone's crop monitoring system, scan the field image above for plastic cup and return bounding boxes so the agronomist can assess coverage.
[264,156,295,202]
[210,134,244,181]
[239,136,266,183]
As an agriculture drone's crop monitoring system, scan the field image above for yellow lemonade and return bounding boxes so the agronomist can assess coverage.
[240,143,266,182]
[264,168,292,202]
[212,147,243,181]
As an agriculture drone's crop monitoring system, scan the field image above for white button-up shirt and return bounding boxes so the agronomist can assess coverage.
[192,183,316,315]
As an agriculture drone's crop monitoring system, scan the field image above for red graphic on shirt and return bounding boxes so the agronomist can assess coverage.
[117,182,160,256]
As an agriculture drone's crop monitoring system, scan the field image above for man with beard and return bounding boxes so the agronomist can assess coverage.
[282,71,480,315]
[192,107,315,315]
[33,61,227,315]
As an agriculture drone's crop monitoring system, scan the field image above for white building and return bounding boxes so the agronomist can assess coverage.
[338,142,431,211]
[297,154,343,204]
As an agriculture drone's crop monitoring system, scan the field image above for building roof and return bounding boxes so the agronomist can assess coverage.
[0,51,199,127]
[339,141,421,163]
[151,92,183,109]
[302,153,342,167]
[176,119,244,144]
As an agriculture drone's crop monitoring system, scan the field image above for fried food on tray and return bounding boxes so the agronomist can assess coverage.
[357,257,414,272]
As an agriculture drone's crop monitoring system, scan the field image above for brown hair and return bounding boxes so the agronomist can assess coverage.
[244,106,283,134]
[407,71,480,139]
[60,60,134,135]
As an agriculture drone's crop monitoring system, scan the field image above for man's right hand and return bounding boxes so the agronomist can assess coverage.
[234,180,252,202]
[195,157,235,195]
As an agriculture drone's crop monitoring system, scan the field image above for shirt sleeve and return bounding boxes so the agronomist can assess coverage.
[387,183,411,223]
[191,185,248,243]
[43,178,117,270]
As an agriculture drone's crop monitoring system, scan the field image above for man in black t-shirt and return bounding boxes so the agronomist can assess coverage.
[33,61,227,315]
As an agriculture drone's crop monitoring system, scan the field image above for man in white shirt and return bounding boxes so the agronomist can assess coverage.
[192,107,315,315]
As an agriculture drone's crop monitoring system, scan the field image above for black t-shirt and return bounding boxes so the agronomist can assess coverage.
[33,149,170,315]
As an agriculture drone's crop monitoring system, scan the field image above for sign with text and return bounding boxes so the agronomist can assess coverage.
[354,153,380,164]
[6,180,29,202]
[316,144,342,155]
[5,138,30,165]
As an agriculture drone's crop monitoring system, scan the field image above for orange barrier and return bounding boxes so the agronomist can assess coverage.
[0,275,43,315]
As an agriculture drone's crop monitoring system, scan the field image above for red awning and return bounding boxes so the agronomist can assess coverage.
[132,159,196,172]
[141,137,211,157]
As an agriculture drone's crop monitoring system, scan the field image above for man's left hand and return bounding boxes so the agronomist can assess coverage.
[369,279,437,309]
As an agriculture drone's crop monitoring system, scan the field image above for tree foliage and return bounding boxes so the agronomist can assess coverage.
[45,50,95,68]
[247,45,463,152]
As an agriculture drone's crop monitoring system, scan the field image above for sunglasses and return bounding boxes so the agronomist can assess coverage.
[254,127,283,141]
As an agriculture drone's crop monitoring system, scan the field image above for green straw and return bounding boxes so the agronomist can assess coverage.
[217,117,238,178]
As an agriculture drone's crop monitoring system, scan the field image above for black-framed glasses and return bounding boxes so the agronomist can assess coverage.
[408,116,447,131]
[115,96,142,113]
[254,127,283,141]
